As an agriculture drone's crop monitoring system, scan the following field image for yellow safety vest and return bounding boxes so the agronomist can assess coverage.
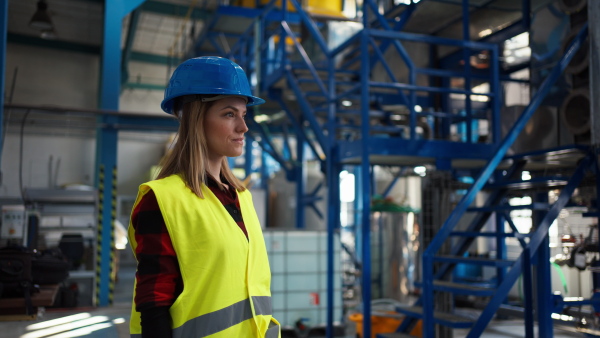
[128,174,280,338]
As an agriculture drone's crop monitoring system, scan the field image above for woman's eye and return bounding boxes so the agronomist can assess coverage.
[225,112,234,117]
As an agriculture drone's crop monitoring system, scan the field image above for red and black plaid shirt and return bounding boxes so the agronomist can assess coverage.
[131,175,248,312]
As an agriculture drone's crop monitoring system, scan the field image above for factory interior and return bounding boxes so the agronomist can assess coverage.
[0,0,599,337]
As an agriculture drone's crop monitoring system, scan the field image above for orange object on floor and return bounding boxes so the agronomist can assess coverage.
[348,312,422,338]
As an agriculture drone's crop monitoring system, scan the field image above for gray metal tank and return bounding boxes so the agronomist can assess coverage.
[370,210,420,303]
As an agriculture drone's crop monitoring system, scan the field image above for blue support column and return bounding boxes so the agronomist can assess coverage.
[495,210,506,286]
[228,157,236,172]
[360,23,373,338]
[490,45,501,145]
[596,154,600,256]
[441,76,451,140]
[95,0,146,307]
[296,127,306,229]
[354,165,363,265]
[589,1,600,145]
[535,191,552,337]
[245,138,253,179]
[462,0,472,144]
[523,0,531,32]
[326,26,336,338]
[0,0,7,169]
[522,247,534,338]
[326,147,339,337]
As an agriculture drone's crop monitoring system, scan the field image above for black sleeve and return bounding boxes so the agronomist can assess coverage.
[141,306,172,338]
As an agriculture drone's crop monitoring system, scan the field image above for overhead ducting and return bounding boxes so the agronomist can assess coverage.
[560,88,590,136]
[557,0,588,14]
[561,24,590,75]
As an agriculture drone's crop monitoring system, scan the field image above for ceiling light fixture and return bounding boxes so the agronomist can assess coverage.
[478,28,493,38]
[40,28,57,40]
[29,0,54,31]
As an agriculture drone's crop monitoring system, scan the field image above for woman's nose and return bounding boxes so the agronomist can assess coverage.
[237,117,249,133]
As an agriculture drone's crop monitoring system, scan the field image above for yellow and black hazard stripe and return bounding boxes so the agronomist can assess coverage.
[95,165,118,306]
[95,165,104,306]
[108,166,117,305]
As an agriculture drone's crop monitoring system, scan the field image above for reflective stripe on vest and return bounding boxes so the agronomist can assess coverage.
[172,296,272,338]
[131,296,276,338]
[265,320,280,338]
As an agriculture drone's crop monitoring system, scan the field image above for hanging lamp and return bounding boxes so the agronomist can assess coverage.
[29,0,54,31]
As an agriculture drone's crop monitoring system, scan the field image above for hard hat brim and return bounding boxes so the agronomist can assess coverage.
[161,93,265,114]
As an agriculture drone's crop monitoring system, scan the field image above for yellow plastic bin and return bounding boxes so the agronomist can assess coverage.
[348,312,422,338]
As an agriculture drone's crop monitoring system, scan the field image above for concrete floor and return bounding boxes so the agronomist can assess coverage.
[1,263,594,338]
[3,263,135,338]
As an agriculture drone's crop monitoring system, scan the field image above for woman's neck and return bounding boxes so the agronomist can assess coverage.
[206,158,223,184]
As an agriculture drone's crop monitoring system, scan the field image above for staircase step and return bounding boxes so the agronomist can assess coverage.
[449,231,522,238]
[432,280,496,296]
[394,306,473,329]
[377,333,417,338]
[434,255,514,267]
[467,202,550,212]
[449,231,530,239]
[485,176,568,190]
[292,67,357,79]
[414,280,496,296]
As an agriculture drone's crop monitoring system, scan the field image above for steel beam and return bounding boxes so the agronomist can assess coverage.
[535,191,552,337]
[121,8,142,86]
[7,33,100,54]
[338,138,495,161]
[141,0,210,20]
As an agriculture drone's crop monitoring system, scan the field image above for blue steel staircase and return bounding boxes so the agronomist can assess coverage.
[390,147,596,338]
[189,1,595,337]
[389,24,594,338]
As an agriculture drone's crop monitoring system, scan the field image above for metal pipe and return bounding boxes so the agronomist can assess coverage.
[0,0,7,171]
[462,0,472,144]
[589,1,600,146]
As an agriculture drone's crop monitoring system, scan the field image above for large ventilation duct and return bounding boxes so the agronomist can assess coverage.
[560,88,590,136]
[558,0,588,14]
[561,24,590,75]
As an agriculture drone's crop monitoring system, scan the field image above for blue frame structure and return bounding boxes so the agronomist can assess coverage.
[183,1,599,337]
[188,0,506,336]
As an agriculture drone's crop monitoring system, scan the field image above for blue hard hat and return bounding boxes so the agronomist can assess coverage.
[161,56,265,114]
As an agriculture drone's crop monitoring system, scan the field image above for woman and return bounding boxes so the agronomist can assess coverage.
[128,56,280,338]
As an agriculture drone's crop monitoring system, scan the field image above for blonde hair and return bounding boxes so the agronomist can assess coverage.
[157,98,247,198]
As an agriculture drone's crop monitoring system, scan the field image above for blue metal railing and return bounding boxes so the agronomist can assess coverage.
[194,0,502,147]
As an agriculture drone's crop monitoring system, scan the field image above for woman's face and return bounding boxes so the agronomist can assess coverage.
[203,96,249,161]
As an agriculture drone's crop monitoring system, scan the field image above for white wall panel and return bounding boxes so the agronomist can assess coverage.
[2,43,174,199]
[0,133,96,197]
[5,44,99,108]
